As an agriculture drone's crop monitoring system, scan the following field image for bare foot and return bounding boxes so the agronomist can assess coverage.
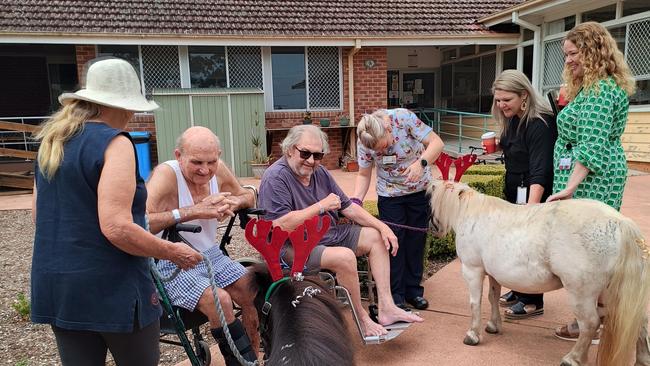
[361,315,388,337]
[377,306,424,326]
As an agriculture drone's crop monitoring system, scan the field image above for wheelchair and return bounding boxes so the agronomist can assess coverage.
[152,206,410,366]
[151,207,264,366]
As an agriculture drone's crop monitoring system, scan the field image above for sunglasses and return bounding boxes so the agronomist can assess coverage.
[295,146,324,161]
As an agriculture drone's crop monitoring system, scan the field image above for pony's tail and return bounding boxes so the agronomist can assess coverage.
[598,218,650,365]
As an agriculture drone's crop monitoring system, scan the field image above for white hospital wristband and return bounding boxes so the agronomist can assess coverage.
[171,209,182,223]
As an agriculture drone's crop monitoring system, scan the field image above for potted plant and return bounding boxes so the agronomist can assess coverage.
[303,111,312,125]
[342,152,359,172]
[319,118,330,127]
[339,114,350,127]
[248,112,272,179]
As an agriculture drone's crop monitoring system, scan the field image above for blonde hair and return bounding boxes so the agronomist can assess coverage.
[36,100,100,180]
[491,69,553,136]
[563,22,636,100]
[357,110,389,149]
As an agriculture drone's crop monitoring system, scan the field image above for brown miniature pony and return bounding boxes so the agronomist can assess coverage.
[246,216,355,366]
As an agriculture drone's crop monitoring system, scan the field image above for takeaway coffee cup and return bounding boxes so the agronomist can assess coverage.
[481,131,497,154]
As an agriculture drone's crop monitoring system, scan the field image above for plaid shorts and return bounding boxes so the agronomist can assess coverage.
[156,245,246,311]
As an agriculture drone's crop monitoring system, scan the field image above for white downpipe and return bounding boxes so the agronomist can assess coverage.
[348,39,362,123]
[347,39,362,157]
[512,11,541,90]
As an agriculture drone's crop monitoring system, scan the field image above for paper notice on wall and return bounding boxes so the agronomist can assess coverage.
[414,79,422,90]
[413,89,424,95]
[388,90,399,98]
[403,93,414,104]
[391,82,399,91]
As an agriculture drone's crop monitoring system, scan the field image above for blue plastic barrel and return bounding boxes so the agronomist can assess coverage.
[129,131,152,181]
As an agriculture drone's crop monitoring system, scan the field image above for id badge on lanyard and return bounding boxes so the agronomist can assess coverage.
[516,186,527,205]
[559,143,573,171]
[382,155,397,165]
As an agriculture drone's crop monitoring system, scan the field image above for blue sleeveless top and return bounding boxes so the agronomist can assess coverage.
[32,122,161,333]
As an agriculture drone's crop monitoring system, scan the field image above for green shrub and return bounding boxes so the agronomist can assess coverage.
[12,292,30,321]
[15,360,28,366]
[462,174,505,199]
[426,232,456,259]
[362,200,379,217]
[465,164,505,176]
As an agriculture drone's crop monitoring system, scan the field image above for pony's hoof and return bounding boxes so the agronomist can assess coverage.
[485,323,499,334]
[463,333,480,346]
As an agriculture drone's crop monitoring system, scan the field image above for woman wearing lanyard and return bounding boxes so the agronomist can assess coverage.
[547,21,636,343]
[488,69,557,319]
[352,109,444,310]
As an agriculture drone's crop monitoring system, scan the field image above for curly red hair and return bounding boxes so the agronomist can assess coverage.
[562,22,636,100]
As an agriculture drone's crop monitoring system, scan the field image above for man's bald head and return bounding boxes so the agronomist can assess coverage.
[176,126,221,154]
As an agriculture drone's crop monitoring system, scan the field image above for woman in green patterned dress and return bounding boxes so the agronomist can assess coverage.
[546,21,636,343]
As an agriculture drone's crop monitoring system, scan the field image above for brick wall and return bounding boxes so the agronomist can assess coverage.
[75,45,96,83]
[265,111,349,169]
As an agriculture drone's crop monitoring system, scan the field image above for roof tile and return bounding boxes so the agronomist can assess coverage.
[0,0,524,37]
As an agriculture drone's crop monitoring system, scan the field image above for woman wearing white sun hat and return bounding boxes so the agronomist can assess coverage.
[31,58,202,366]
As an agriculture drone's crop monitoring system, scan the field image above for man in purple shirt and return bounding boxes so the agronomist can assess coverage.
[259,125,423,337]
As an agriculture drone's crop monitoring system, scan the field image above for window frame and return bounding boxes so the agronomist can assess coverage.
[262,46,343,112]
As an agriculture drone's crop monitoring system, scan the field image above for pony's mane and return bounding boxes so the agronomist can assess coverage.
[251,264,355,366]
[428,181,509,236]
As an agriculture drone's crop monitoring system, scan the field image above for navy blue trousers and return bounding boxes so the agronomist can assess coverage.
[378,190,430,304]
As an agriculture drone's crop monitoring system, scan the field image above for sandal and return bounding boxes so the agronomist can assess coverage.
[504,301,544,319]
[554,319,601,345]
[499,291,518,307]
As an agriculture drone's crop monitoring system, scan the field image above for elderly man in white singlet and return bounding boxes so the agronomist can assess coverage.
[146,126,258,365]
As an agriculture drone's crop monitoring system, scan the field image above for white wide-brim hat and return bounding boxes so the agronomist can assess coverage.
[59,58,159,112]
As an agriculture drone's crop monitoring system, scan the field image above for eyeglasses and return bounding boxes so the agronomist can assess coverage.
[295,146,324,161]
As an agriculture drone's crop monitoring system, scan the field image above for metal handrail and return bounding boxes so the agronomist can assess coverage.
[413,108,493,155]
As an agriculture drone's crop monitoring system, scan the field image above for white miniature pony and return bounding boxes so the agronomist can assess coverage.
[428,180,650,366]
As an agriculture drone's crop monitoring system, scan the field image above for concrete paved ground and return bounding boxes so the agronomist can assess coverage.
[2,169,648,366]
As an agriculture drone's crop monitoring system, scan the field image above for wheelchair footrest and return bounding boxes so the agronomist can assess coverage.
[363,323,411,345]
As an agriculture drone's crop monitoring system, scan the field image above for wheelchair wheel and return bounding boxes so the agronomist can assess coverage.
[197,340,211,366]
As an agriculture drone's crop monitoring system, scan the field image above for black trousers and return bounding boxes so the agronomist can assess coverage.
[378,190,430,304]
[504,175,544,307]
[51,319,160,366]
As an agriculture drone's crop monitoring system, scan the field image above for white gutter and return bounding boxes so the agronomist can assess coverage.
[480,0,570,27]
[0,33,519,47]
[512,11,541,90]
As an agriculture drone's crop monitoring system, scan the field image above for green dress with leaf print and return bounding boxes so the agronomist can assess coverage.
[552,78,629,210]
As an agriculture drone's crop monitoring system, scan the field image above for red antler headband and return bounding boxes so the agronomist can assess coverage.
[435,152,477,182]
[245,215,331,281]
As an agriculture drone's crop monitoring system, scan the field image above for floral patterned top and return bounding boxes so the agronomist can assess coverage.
[552,78,629,210]
[357,108,433,197]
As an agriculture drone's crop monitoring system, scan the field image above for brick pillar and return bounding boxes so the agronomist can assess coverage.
[352,47,388,120]
[75,45,97,84]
